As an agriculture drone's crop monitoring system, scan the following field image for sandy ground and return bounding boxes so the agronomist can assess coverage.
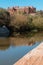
[13,42,43,65]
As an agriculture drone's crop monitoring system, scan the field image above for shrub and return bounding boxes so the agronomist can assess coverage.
[0,8,10,26]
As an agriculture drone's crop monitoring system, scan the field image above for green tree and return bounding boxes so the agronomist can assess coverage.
[0,8,10,26]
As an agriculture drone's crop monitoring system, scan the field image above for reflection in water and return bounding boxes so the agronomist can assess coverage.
[0,38,10,50]
[0,42,40,65]
[0,32,43,65]
[0,46,10,50]
[0,38,10,45]
[0,32,43,46]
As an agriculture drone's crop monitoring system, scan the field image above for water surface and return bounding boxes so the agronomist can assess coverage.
[0,40,40,65]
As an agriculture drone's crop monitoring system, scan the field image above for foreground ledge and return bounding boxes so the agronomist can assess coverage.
[13,42,43,65]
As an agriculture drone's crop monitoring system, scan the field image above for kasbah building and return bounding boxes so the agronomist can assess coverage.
[7,6,36,15]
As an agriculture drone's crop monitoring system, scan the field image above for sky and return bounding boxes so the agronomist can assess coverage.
[0,0,43,10]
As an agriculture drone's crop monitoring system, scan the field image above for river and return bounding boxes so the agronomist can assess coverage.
[0,32,43,65]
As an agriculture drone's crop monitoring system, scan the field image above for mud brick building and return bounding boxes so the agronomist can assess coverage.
[7,6,36,15]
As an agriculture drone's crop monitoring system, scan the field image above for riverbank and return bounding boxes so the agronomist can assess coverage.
[0,8,43,37]
[10,13,43,36]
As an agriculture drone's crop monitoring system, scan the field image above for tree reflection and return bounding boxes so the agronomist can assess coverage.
[0,45,10,50]
[0,38,10,50]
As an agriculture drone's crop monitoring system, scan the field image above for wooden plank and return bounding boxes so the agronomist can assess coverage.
[13,42,43,65]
